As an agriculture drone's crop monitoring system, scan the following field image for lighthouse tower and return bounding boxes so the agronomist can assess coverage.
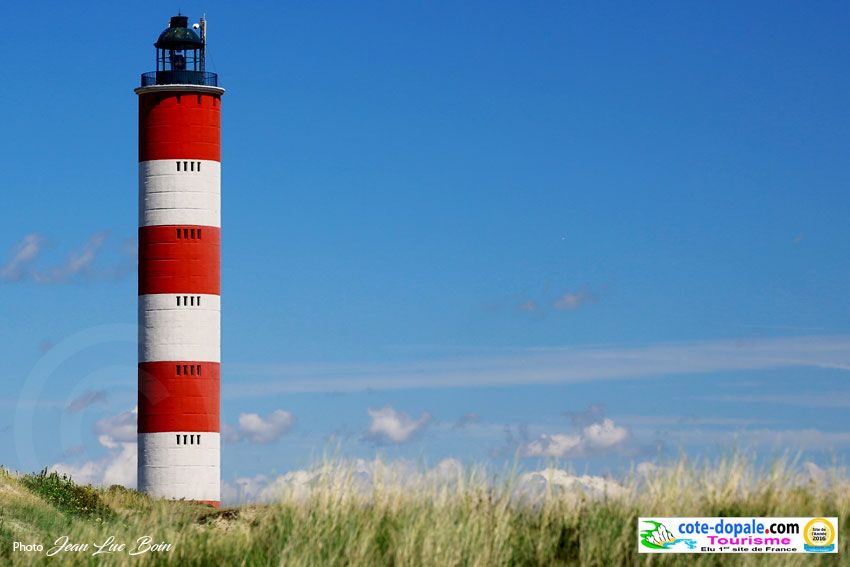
[136,15,223,506]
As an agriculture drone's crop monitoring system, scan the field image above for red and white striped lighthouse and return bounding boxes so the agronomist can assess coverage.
[135,14,223,507]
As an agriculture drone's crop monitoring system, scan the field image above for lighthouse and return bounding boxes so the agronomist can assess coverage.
[136,14,223,506]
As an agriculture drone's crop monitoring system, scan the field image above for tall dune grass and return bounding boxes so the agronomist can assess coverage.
[1,454,847,565]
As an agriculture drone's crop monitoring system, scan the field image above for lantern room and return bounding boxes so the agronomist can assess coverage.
[141,14,218,87]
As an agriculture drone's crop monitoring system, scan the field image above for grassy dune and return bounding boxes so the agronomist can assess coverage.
[0,456,847,566]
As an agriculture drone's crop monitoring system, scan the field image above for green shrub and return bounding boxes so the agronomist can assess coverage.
[19,468,114,521]
[106,484,136,496]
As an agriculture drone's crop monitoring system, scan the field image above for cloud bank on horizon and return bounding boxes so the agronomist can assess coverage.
[223,334,850,396]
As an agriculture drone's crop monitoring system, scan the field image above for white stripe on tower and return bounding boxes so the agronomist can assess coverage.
[138,432,220,501]
[139,160,221,227]
[138,294,221,363]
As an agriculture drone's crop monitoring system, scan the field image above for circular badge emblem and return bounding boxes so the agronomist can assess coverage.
[803,518,835,548]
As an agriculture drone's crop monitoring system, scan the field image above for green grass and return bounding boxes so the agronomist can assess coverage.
[0,456,847,566]
[0,519,14,563]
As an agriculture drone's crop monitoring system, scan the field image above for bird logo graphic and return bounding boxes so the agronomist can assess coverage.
[640,520,697,550]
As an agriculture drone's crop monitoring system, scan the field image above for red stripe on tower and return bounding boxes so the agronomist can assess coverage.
[139,226,221,295]
[136,13,224,508]
[138,362,221,432]
[139,92,221,162]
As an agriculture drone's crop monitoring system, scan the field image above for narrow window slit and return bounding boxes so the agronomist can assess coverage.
[198,229,202,239]
[190,365,195,376]
[176,434,180,445]
[183,161,188,171]
[191,228,195,239]
[176,161,181,171]
[183,364,188,375]
[190,161,195,171]
[197,162,201,172]
[198,365,202,376]
[176,364,181,376]
[176,228,181,239]
[176,296,180,306]
[183,228,189,239]
[183,434,188,445]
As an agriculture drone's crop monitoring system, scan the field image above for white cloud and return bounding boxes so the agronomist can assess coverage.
[583,418,629,449]
[803,461,826,484]
[65,389,108,413]
[223,474,269,504]
[101,443,138,487]
[33,232,108,283]
[95,406,138,447]
[50,407,138,488]
[223,409,295,444]
[525,433,582,457]
[0,231,132,284]
[636,461,658,476]
[554,290,595,310]
[237,410,295,444]
[367,406,431,443]
[523,418,630,458]
[0,234,44,281]
[799,461,850,489]
[518,468,624,499]
[50,460,104,486]
[221,423,241,443]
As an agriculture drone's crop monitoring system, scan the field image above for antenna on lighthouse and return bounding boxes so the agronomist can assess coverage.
[199,15,207,73]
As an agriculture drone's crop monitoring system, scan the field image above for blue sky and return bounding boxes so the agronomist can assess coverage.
[2,1,850,494]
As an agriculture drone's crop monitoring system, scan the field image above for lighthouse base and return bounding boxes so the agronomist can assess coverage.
[137,432,220,503]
